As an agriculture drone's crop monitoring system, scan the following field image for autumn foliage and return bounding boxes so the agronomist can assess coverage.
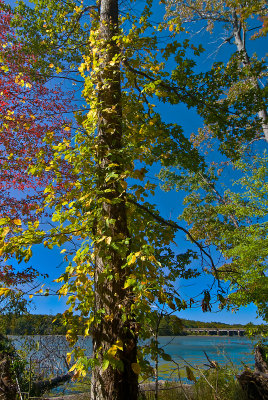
[0,1,71,286]
[0,1,71,220]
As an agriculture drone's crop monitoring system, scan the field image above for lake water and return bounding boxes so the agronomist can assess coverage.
[156,335,256,381]
[9,335,256,394]
[157,335,254,368]
[10,334,255,375]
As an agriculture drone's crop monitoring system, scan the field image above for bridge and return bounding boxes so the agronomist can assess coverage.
[186,327,245,336]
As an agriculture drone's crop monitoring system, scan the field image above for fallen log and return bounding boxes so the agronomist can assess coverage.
[30,371,74,397]
[238,345,268,400]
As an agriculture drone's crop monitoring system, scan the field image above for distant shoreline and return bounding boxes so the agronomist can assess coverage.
[8,333,249,338]
[1,313,253,336]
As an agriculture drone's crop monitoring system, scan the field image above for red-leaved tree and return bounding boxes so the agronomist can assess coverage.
[0,0,71,300]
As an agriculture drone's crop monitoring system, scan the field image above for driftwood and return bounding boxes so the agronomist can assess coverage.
[238,345,268,400]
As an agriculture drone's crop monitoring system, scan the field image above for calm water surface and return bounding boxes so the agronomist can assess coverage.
[9,335,256,393]
[157,335,254,368]
[10,334,255,371]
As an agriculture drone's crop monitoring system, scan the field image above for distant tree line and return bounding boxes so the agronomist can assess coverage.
[0,313,84,335]
[157,315,245,336]
[0,313,247,336]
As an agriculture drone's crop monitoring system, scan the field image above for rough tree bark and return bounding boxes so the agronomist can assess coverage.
[0,335,17,400]
[238,345,268,400]
[0,353,17,400]
[90,0,138,399]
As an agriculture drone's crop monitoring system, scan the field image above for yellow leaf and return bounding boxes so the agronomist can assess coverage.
[103,359,109,370]
[107,345,117,357]
[123,275,136,289]
[106,236,112,245]
[25,82,32,88]
[29,294,33,299]
[64,126,71,131]
[115,339,123,351]
[49,63,54,68]
[0,287,11,297]
[169,25,174,32]
[66,353,72,365]
[128,254,136,265]
[69,364,77,372]
[17,79,24,87]
[78,63,86,73]
[13,219,21,226]
[1,227,10,238]
[131,363,141,374]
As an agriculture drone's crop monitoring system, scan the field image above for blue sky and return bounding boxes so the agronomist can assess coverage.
[4,0,268,325]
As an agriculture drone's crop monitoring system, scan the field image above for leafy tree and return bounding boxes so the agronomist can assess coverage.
[164,0,268,150]
[4,1,206,398]
[0,0,71,311]
[0,1,70,220]
[3,0,266,398]
[159,0,268,327]
[161,153,268,323]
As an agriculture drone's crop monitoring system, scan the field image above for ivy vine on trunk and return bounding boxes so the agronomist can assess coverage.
[91,0,138,398]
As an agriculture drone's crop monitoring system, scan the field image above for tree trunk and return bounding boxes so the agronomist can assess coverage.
[232,11,268,142]
[0,353,17,400]
[90,0,138,399]
[238,345,268,400]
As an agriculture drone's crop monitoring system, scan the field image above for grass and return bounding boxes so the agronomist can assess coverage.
[138,382,192,400]
[46,364,246,400]
[138,365,246,400]
[192,366,247,400]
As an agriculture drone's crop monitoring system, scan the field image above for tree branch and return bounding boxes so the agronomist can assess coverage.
[127,197,222,287]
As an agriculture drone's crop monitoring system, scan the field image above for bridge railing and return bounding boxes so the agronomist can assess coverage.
[185,327,245,336]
